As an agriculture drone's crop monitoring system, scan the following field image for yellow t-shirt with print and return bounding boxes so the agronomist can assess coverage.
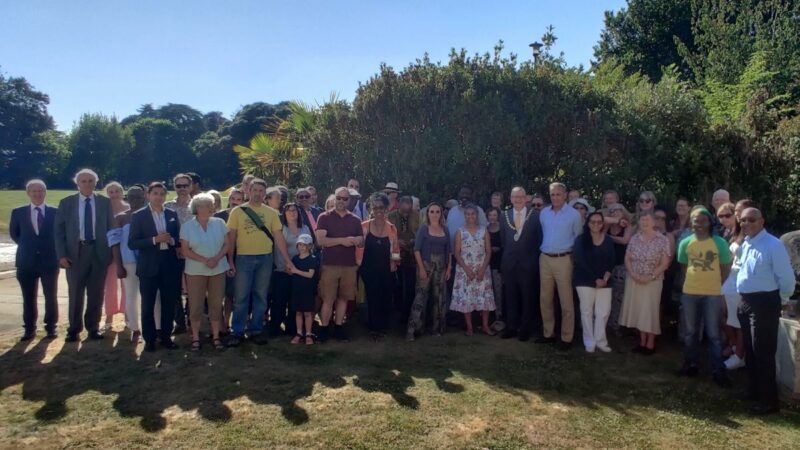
[676,234,732,296]
[227,203,282,255]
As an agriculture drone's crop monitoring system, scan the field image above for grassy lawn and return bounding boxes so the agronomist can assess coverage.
[0,190,77,236]
[0,320,798,449]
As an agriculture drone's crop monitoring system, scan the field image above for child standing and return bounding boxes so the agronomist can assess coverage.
[291,234,319,345]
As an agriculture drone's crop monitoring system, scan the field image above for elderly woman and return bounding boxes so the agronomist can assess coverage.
[620,211,672,355]
[180,192,231,351]
[357,192,399,341]
[568,198,594,223]
[269,202,311,337]
[103,181,130,331]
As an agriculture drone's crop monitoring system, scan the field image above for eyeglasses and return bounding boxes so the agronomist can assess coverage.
[588,220,604,225]
[739,217,759,224]
[532,203,544,208]
[639,198,653,204]
[297,194,310,199]
[718,213,732,219]
[336,196,349,201]
[175,184,190,189]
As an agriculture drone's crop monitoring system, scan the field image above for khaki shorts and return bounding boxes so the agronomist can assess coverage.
[320,265,358,303]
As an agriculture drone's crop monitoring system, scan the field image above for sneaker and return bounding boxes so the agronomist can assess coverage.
[597,345,612,353]
[585,346,595,353]
[724,354,745,370]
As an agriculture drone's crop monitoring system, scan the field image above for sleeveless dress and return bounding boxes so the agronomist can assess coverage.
[450,226,496,313]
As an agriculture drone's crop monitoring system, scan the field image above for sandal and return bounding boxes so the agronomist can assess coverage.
[305,334,315,345]
[190,340,201,352]
[213,338,225,350]
[482,327,496,336]
[291,334,303,345]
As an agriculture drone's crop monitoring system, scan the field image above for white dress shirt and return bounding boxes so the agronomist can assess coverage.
[78,194,96,241]
[149,205,171,250]
[29,202,47,235]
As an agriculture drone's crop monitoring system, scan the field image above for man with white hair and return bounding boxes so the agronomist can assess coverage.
[55,168,115,342]
[10,179,60,341]
[711,189,730,212]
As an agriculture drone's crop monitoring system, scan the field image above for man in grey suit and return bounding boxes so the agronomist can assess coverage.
[55,168,114,342]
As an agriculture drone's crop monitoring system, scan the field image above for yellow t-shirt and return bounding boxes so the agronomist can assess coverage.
[227,203,282,255]
[677,234,732,296]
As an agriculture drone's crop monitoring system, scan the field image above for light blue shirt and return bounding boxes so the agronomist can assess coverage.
[539,204,583,254]
[78,194,96,240]
[107,224,137,264]
[736,229,795,301]
[179,217,229,276]
[446,205,487,247]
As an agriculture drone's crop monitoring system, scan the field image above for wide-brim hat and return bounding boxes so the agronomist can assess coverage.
[569,198,596,213]
[383,182,401,193]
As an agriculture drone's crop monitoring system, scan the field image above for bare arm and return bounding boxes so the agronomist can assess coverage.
[315,228,355,247]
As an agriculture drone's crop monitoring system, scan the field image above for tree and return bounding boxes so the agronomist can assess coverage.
[66,113,132,184]
[594,0,695,81]
[7,130,70,186]
[0,70,56,186]
[192,131,238,188]
[120,117,196,184]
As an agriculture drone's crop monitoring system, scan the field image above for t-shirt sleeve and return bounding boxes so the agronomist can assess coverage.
[227,208,240,230]
[676,235,690,264]
[316,213,329,232]
[269,210,282,233]
[714,236,732,264]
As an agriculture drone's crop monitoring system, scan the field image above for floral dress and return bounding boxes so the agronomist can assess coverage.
[450,226,496,313]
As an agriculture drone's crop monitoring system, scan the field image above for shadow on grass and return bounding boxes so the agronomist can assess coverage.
[0,321,798,433]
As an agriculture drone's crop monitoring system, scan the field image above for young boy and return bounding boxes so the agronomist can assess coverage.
[291,234,319,345]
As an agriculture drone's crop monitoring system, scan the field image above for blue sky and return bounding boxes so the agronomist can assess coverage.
[1,0,627,131]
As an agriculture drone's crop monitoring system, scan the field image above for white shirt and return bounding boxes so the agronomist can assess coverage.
[179,217,229,276]
[149,205,171,250]
[29,202,47,235]
[78,194,96,241]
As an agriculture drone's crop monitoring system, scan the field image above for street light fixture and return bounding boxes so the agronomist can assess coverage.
[529,42,543,63]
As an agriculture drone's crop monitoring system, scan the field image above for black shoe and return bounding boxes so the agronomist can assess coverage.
[555,340,572,351]
[334,325,349,342]
[676,364,699,377]
[227,336,242,347]
[46,329,58,339]
[641,347,655,356]
[160,339,178,350]
[65,333,79,342]
[173,324,187,335]
[518,332,531,342]
[631,345,646,354]
[20,331,35,342]
[749,403,779,416]
[713,372,732,388]
[500,330,517,339]
[534,336,556,344]
[251,333,269,345]
[87,331,104,340]
[144,342,157,352]
[317,326,330,343]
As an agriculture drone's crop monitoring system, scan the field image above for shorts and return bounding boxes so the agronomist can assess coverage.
[320,265,358,303]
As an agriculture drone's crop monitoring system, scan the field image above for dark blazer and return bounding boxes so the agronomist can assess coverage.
[128,206,180,278]
[54,193,114,263]
[10,204,59,271]
[499,207,543,273]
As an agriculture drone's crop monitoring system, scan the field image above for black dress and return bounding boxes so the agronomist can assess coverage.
[360,232,393,334]
[291,254,319,313]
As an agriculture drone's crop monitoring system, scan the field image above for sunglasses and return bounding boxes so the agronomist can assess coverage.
[175,184,190,189]
[532,203,544,208]
[297,194,310,199]
[739,217,759,224]
[718,213,733,219]
[639,198,653,204]
[336,196,350,201]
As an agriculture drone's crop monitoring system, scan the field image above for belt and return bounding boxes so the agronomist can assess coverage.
[543,251,572,258]
[79,240,96,246]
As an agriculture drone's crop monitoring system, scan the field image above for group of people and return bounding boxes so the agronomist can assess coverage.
[10,170,797,416]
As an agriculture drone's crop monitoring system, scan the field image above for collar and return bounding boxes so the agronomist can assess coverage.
[30,202,47,210]
[745,228,767,244]
[149,204,165,214]
[512,206,527,215]
[80,193,94,202]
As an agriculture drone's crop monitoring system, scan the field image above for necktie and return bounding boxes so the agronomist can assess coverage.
[515,210,523,230]
[84,198,93,240]
[35,207,44,234]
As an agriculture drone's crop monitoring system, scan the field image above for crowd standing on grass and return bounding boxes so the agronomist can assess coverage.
[8,169,798,416]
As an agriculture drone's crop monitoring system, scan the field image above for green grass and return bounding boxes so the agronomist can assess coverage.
[0,190,77,236]
[0,321,798,449]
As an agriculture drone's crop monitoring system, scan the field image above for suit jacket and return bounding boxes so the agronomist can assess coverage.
[10,204,59,271]
[54,193,114,263]
[128,206,180,278]
[499,207,543,273]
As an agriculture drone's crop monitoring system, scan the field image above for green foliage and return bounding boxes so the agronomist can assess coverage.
[119,117,194,185]
[66,113,133,184]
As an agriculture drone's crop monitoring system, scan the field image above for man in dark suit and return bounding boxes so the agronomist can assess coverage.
[10,179,60,341]
[55,169,114,342]
[129,181,181,352]
[297,187,321,231]
[498,186,543,341]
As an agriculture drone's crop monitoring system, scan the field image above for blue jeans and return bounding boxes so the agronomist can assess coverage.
[680,294,724,373]
[232,253,273,336]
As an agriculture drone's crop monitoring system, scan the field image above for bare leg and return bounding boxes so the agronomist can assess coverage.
[464,313,473,335]
[334,299,348,325]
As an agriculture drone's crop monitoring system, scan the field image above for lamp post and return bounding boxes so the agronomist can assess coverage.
[529,42,543,64]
